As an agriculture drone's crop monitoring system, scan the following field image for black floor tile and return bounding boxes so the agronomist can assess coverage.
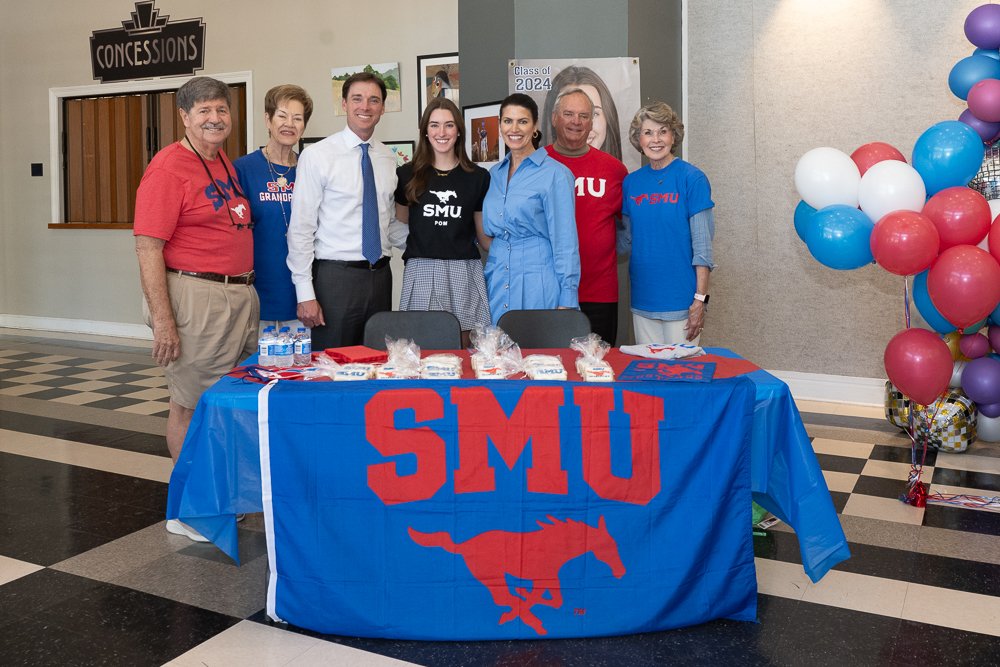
[32,376,95,388]
[0,569,104,629]
[829,490,851,513]
[871,443,938,467]
[82,396,146,410]
[923,503,1000,536]
[851,475,910,500]
[932,467,1000,494]
[23,576,240,665]
[815,452,868,474]
[888,618,1000,666]
[17,388,78,401]
[0,411,167,456]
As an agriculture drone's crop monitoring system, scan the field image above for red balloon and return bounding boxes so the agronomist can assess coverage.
[921,186,992,249]
[991,217,1000,264]
[850,141,906,177]
[884,328,953,405]
[869,211,940,275]
[927,245,1000,329]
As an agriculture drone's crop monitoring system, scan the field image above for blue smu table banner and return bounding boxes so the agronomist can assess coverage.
[258,377,757,639]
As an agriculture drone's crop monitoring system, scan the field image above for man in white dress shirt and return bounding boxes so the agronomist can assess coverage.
[286,72,401,349]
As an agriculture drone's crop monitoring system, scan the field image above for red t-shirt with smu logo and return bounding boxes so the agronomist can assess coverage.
[134,142,253,276]
[545,145,627,303]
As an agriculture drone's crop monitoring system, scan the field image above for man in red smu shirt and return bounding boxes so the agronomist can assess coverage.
[545,88,627,345]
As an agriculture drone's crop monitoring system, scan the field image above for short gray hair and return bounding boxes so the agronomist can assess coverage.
[553,87,594,115]
[176,76,231,113]
[628,101,684,155]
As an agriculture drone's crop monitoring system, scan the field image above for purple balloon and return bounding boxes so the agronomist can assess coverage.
[960,333,991,359]
[966,4,1000,49]
[979,401,1000,417]
[959,108,1000,142]
[961,356,1000,404]
[990,325,1000,353]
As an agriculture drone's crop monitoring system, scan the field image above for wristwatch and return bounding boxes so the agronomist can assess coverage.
[694,293,710,304]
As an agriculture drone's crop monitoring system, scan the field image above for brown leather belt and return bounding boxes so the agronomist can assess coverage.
[166,268,255,285]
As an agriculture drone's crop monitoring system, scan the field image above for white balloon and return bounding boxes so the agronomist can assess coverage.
[950,360,967,388]
[977,412,1000,441]
[858,160,927,224]
[794,147,861,209]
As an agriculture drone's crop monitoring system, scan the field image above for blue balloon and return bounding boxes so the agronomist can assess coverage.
[991,299,1000,324]
[949,55,1000,99]
[805,205,874,270]
[912,121,986,195]
[793,200,817,242]
[974,47,1000,61]
[913,270,956,333]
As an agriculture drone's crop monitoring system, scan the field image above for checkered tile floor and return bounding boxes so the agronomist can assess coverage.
[0,348,169,416]
[2,332,1000,664]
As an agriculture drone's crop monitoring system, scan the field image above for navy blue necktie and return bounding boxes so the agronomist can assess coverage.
[360,143,381,265]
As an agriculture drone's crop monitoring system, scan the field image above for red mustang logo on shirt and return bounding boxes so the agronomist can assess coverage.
[409,516,626,636]
[630,192,679,205]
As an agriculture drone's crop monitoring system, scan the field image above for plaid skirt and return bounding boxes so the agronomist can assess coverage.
[400,258,491,331]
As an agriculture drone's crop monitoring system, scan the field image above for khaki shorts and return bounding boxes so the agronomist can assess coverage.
[144,272,259,409]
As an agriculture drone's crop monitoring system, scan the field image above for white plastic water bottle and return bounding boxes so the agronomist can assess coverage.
[258,326,276,367]
[273,326,294,367]
[293,327,312,366]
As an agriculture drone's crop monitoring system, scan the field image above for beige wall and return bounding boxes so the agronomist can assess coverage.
[0,0,456,325]
[688,0,980,378]
[1,0,986,381]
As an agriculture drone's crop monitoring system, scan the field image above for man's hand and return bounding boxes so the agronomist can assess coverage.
[151,320,181,367]
[297,300,325,329]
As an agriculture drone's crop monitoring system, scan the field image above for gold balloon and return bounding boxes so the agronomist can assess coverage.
[912,390,977,453]
[884,381,910,430]
[942,332,970,362]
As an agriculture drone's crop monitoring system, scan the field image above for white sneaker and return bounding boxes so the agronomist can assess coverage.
[165,519,209,542]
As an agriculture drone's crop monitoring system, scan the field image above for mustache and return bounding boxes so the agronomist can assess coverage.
[201,122,227,130]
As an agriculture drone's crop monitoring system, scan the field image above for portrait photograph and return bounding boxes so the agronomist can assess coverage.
[417,52,459,122]
[463,101,503,169]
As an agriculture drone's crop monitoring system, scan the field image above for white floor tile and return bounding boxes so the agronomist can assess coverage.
[164,621,320,666]
[0,555,44,585]
[903,582,1000,637]
[0,429,171,482]
[810,437,874,459]
[802,569,908,618]
[754,558,809,600]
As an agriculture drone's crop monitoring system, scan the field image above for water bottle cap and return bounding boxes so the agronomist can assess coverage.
[280,326,290,332]
[297,327,306,332]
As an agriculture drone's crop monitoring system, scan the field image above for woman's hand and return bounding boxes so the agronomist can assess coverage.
[684,300,705,341]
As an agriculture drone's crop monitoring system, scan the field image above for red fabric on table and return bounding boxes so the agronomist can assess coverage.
[323,346,389,364]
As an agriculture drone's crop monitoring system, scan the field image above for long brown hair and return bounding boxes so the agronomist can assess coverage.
[405,98,476,204]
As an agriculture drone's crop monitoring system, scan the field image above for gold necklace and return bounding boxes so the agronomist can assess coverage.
[263,145,294,190]
[262,146,293,232]
[434,160,459,177]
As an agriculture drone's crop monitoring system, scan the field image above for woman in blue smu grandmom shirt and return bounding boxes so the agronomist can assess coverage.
[481,93,579,324]
[620,101,715,346]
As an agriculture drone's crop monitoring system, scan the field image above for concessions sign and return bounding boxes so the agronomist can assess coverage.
[257,378,758,639]
[90,1,205,83]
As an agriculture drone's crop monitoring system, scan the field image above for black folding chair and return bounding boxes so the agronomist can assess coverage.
[496,309,593,348]
[363,311,463,350]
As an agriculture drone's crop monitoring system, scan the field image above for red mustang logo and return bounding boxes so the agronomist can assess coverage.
[409,516,625,635]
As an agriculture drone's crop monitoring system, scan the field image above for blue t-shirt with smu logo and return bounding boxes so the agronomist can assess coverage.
[621,159,713,314]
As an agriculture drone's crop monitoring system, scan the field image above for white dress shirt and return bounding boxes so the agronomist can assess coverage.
[286,127,400,302]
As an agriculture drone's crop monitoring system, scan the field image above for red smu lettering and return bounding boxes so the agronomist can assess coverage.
[365,389,447,504]
[452,386,569,495]
[574,387,662,505]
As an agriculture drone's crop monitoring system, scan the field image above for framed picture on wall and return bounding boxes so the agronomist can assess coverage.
[384,140,415,168]
[463,101,503,169]
[298,136,323,153]
[417,52,459,122]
